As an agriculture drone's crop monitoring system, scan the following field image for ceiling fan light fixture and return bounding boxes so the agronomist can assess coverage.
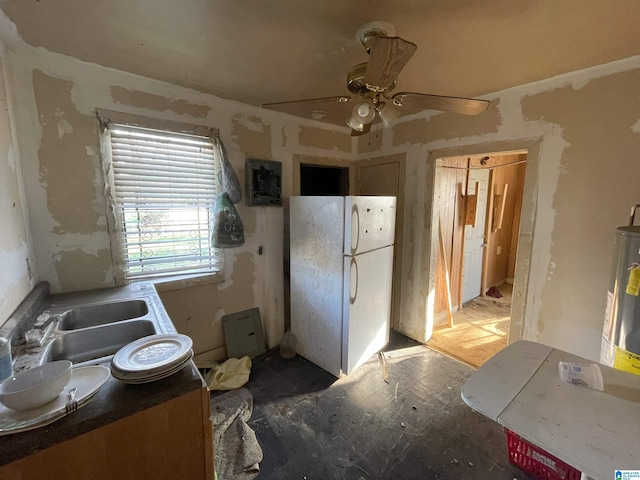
[346,117,365,131]
[346,99,376,131]
[376,102,400,128]
[262,24,490,128]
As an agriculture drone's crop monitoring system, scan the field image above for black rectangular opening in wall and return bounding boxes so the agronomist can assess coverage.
[300,164,349,196]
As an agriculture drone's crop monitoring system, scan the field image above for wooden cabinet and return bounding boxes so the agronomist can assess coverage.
[0,387,214,480]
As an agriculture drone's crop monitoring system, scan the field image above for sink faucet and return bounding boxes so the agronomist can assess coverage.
[25,314,59,346]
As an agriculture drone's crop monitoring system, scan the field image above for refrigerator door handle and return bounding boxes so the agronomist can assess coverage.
[350,205,360,254]
[349,257,359,305]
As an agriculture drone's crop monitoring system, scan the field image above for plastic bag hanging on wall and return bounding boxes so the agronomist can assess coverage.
[211,191,245,248]
[215,136,242,204]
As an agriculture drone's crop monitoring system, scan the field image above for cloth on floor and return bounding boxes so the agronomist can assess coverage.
[210,387,262,480]
[486,285,503,298]
[206,356,252,391]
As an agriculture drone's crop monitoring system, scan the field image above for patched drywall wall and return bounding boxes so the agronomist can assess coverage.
[29,70,111,292]
[33,70,105,235]
[391,100,502,148]
[519,69,640,352]
[232,113,273,160]
[111,86,211,118]
[53,248,113,294]
[0,40,36,325]
[298,124,351,154]
[159,252,257,361]
[1,33,351,357]
[359,57,640,360]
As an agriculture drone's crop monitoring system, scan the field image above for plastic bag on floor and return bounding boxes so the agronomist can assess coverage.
[206,356,252,390]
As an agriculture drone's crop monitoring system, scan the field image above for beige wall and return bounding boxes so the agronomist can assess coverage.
[0,40,37,324]
[0,36,352,361]
[357,57,640,361]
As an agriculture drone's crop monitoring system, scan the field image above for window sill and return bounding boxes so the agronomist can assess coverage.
[137,272,224,293]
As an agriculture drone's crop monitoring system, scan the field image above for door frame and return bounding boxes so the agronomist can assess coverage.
[427,140,539,346]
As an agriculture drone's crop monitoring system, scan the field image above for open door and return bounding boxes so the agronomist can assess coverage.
[461,168,489,304]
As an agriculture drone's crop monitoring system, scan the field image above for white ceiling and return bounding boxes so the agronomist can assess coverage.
[2,0,639,110]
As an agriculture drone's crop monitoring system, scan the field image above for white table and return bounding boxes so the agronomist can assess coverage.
[462,341,640,480]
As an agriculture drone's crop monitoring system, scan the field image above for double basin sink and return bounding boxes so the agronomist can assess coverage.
[37,299,159,367]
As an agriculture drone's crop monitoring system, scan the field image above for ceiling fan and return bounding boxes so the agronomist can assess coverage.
[261,21,490,136]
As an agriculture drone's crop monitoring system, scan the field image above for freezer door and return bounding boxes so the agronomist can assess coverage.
[290,196,345,377]
[344,196,396,255]
[342,245,394,375]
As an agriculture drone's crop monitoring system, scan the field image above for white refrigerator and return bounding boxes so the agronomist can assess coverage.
[289,195,396,377]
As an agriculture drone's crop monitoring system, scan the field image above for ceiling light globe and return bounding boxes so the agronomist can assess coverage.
[376,103,400,128]
[356,104,371,117]
[352,101,375,125]
[346,117,365,131]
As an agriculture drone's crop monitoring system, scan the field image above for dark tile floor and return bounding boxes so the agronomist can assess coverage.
[233,333,536,480]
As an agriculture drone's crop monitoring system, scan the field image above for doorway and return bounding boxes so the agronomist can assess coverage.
[428,153,527,367]
[299,164,349,196]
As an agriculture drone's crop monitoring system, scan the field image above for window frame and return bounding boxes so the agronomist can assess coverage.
[97,109,224,289]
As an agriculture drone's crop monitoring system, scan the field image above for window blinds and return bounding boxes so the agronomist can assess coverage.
[109,124,221,280]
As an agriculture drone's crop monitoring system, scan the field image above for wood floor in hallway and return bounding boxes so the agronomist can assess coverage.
[428,284,512,368]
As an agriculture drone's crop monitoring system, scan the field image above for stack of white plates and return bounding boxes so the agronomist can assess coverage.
[111,334,193,384]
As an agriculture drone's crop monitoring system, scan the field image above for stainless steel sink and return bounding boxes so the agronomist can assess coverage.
[58,300,149,330]
[44,320,156,365]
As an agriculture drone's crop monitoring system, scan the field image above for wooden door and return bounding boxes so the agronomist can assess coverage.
[355,156,405,335]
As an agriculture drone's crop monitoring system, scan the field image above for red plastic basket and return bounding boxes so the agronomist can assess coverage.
[505,429,581,480]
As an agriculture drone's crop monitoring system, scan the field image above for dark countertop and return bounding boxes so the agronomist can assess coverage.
[0,283,207,467]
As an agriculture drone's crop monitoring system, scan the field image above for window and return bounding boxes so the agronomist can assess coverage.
[103,123,222,282]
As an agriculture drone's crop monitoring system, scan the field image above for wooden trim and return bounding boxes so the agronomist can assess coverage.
[438,218,454,327]
[493,184,509,231]
[482,170,495,298]
[465,186,479,226]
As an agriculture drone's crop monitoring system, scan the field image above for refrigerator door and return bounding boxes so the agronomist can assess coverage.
[290,196,345,377]
[342,245,394,375]
[344,196,396,256]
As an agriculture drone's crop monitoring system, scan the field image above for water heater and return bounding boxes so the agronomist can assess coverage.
[600,205,640,375]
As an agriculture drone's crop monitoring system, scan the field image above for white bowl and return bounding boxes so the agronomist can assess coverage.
[0,360,72,411]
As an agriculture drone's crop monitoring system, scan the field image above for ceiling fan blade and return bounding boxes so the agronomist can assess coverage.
[391,92,490,116]
[261,96,354,126]
[364,37,417,91]
[350,123,371,137]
